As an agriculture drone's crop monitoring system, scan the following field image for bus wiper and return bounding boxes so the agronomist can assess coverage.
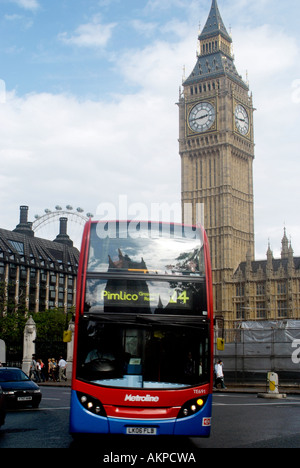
[83,313,207,328]
[83,313,117,321]
[83,313,152,327]
[83,313,132,324]
[135,315,207,327]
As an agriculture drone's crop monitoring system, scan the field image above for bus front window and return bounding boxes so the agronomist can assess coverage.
[76,319,210,389]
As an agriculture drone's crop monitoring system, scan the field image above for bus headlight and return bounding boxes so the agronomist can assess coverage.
[77,392,107,417]
[177,396,207,419]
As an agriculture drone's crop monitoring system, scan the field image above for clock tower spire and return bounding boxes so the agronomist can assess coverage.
[179,0,255,325]
[200,0,232,45]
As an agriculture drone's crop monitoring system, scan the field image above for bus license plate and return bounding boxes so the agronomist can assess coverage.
[126,427,157,435]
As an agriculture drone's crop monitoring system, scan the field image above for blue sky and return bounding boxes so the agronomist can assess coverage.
[0,0,299,257]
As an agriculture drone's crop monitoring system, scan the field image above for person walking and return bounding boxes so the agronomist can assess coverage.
[215,360,226,389]
[48,358,56,382]
[36,359,42,382]
[58,356,67,382]
[29,355,38,382]
[38,359,46,382]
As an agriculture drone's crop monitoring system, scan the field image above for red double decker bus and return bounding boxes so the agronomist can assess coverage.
[70,220,213,437]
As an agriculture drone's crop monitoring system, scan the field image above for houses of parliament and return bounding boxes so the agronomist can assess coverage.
[0,0,299,330]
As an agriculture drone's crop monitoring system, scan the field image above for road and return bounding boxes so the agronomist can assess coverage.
[0,387,299,453]
[0,386,72,448]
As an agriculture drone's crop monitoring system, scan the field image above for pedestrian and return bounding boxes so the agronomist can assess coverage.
[52,358,59,381]
[38,359,46,382]
[29,355,38,381]
[36,359,42,382]
[58,356,67,382]
[48,358,56,382]
[215,360,226,389]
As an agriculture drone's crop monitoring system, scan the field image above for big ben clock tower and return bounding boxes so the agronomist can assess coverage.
[179,0,255,323]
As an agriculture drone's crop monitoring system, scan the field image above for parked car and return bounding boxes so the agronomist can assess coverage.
[0,385,6,426]
[0,367,42,408]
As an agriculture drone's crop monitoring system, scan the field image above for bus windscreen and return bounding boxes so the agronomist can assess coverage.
[76,318,210,389]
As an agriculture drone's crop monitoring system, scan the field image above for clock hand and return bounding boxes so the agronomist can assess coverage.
[190,113,209,122]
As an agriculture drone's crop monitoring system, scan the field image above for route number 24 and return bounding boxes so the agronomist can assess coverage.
[169,291,189,305]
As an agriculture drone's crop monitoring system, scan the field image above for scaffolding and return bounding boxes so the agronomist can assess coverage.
[215,321,300,384]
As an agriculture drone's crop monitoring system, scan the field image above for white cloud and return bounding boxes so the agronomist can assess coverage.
[0,87,180,242]
[58,16,117,48]
[9,0,39,10]
[225,0,274,17]
[116,35,195,97]
[145,0,187,12]
[233,25,298,82]
[131,19,158,38]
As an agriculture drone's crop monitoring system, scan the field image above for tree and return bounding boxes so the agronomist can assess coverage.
[32,308,73,343]
[32,308,74,360]
[0,278,74,361]
[0,281,27,358]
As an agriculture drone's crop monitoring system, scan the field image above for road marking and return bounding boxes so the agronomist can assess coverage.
[42,398,60,401]
[39,407,70,411]
[6,408,69,415]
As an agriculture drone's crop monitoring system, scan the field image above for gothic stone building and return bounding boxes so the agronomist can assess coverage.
[232,231,300,323]
[0,206,79,314]
[179,0,299,327]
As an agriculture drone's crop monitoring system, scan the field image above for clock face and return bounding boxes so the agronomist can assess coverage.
[235,104,249,135]
[188,102,216,133]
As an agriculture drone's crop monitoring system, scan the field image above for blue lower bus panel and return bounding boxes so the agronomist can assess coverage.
[174,394,212,437]
[70,390,212,437]
[70,390,109,434]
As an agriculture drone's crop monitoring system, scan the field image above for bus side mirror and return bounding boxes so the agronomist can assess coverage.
[217,338,225,351]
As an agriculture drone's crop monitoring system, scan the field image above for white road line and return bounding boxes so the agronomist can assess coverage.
[42,398,60,401]
[39,407,70,410]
